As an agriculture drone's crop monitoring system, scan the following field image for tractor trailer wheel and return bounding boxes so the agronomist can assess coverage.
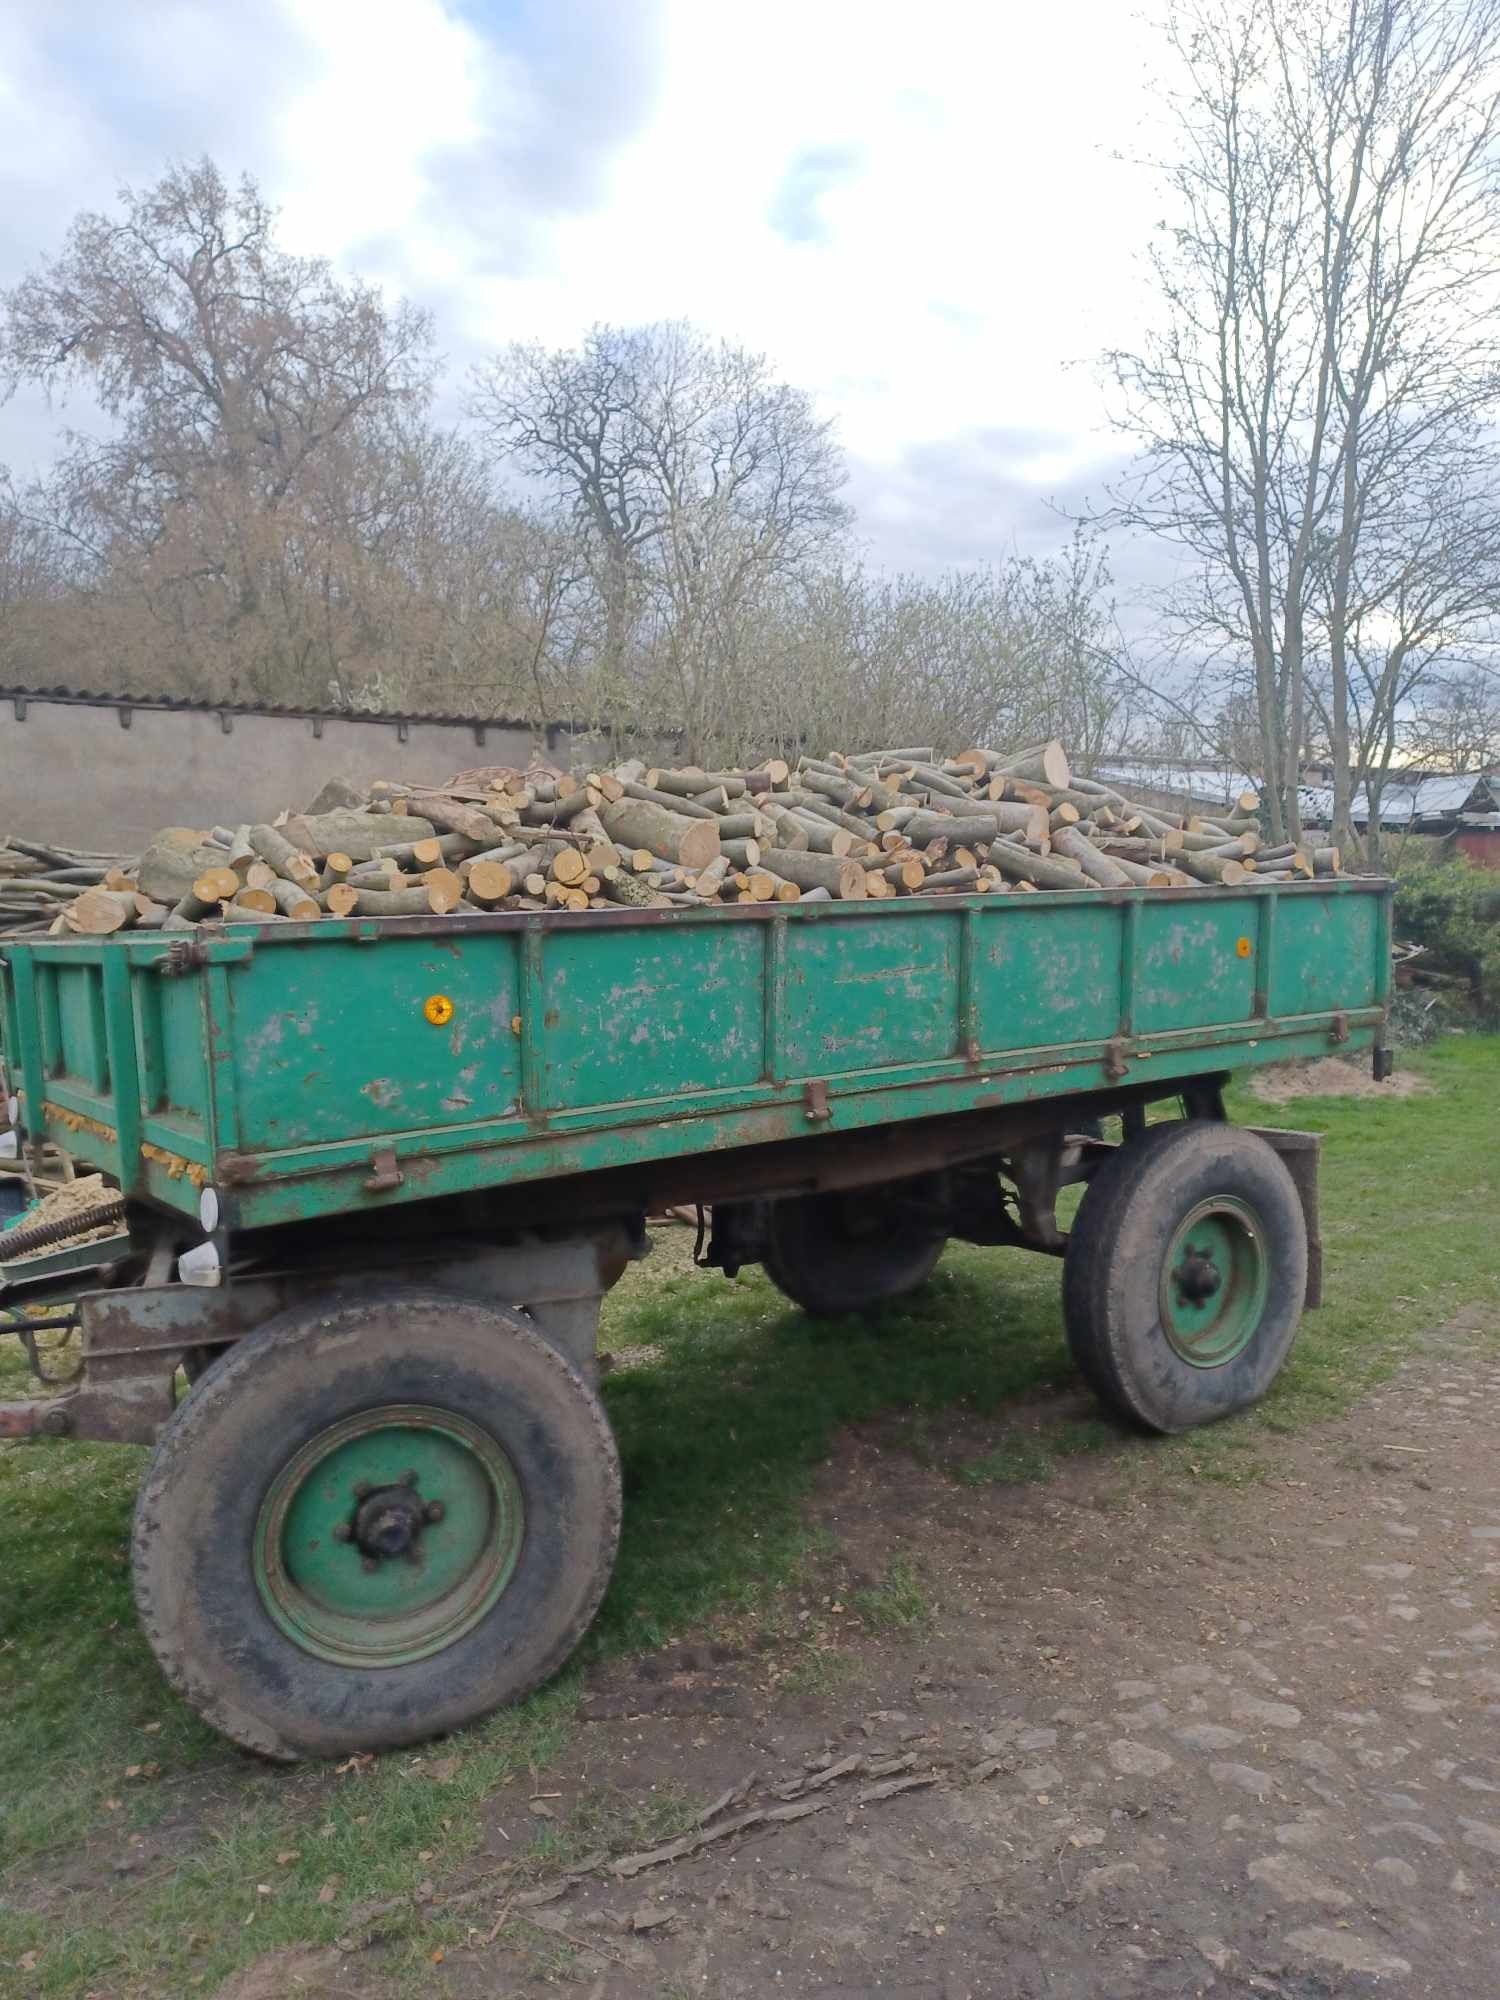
[132,1288,620,1760]
[1062,1120,1308,1435]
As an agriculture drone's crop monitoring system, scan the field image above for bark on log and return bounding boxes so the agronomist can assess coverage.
[980,744,1072,788]
[902,811,1014,847]
[282,811,426,860]
[883,859,927,891]
[620,781,720,820]
[1050,826,1134,888]
[248,824,320,893]
[599,866,660,907]
[1175,852,1251,886]
[759,848,867,898]
[269,879,322,921]
[984,843,1091,891]
[368,788,498,844]
[373,831,471,866]
[600,801,721,870]
[347,886,446,916]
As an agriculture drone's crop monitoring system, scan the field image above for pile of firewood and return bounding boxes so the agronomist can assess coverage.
[7,742,1345,936]
[0,838,135,933]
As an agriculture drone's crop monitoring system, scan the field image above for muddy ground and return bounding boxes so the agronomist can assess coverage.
[237,1302,1500,2000]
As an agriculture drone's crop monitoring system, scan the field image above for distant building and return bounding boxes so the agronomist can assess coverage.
[1092,759,1259,816]
[1298,770,1500,869]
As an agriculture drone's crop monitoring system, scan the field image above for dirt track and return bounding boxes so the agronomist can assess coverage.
[227,1306,1500,1999]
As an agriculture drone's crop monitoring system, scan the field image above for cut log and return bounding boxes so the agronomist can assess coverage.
[269,878,322,921]
[63,888,137,934]
[980,744,1072,788]
[883,858,927,892]
[194,867,243,904]
[466,861,515,905]
[347,886,443,916]
[368,788,497,844]
[551,848,589,886]
[248,824,320,893]
[1175,852,1251,886]
[137,840,234,905]
[424,868,466,915]
[235,887,279,915]
[620,781,720,820]
[373,831,472,866]
[759,848,867,898]
[984,843,1091,891]
[1050,827,1134,888]
[693,855,732,900]
[599,866,659,907]
[599,801,721,871]
[901,811,1018,847]
[757,805,811,852]
[282,811,428,861]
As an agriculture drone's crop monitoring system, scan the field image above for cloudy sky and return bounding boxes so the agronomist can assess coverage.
[0,0,1166,574]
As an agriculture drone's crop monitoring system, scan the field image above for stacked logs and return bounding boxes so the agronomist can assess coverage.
[0,838,135,934]
[9,744,1345,937]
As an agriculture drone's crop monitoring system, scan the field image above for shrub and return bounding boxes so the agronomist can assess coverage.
[1393,854,1500,1022]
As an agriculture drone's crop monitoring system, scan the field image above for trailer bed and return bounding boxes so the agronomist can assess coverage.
[0,881,1391,1234]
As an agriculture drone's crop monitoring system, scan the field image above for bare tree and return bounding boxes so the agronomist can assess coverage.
[1406,664,1500,772]
[0,158,437,703]
[1106,0,1500,852]
[469,322,851,756]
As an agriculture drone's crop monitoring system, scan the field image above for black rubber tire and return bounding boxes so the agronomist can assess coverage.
[1062,1121,1307,1435]
[132,1288,621,1760]
[761,1190,946,1317]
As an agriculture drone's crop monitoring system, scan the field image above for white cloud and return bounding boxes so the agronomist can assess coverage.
[0,0,1168,568]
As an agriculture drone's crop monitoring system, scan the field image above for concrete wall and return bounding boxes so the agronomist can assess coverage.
[1,695,552,850]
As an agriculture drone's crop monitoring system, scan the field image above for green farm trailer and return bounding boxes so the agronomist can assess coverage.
[0,880,1392,1757]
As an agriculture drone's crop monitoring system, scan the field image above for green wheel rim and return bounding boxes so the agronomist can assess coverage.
[1159,1197,1268,1369]
[253,1404,524,1667]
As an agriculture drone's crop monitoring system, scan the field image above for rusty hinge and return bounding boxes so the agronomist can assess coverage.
[803,1079,831,1123]
[364,1147,403,1192]
[1102,1036,1131,1081]
[158,937,211,976]
[1329,1010,1349,1045]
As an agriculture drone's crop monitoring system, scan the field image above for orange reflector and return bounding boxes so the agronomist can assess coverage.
[424,994,455,1026]
[1236,937,1252,959]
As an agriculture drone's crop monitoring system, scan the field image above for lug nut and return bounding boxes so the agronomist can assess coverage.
[352,1480,373,1499]
[424,1500,445,1524]
[402,1469,419,1487]
[332,1522,352,1542]
[361,1555,380,1573]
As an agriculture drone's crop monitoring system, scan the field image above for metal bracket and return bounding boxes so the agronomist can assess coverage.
[803,1079,831,1123]
[364,1146,404,1192]
[159,937,211,976]
[1103,1037,1131,1081]
[1329,1010,1349,1045]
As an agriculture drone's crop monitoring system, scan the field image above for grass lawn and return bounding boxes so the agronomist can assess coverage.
[1,1033,1497,1996]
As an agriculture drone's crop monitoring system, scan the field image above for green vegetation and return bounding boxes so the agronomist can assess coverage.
[851,1556,932,1632]
[2,1034,1497,1996]
[1394,853,1500,1021]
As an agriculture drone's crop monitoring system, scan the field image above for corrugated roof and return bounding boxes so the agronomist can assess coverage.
[1094,761,1259,805]
[1299,773,1499,825]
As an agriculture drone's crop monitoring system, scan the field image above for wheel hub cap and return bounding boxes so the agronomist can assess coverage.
[1159,1197,1269,1368]
[353,1484,427,1559]
[253,1405,524,1667]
